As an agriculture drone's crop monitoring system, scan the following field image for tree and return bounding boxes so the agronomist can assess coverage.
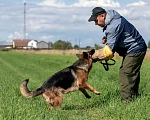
[85,46,91,50]
[74,45,79,49]
[94,44,102,50]
[148,40,150,48]
[53,40,72,50]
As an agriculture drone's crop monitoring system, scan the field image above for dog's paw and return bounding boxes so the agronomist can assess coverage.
[86,95,91,99]
[95,92,100,95]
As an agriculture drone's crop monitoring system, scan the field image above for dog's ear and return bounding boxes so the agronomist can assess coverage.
[89,49,95,55]
[83,52,88,59]
[76,54,82,58]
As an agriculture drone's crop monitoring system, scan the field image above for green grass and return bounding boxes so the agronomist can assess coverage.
[0,51,150,120]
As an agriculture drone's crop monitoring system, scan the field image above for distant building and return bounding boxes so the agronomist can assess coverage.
[27,40,37,49]
[0,45,6,49]
[37,41,49,49]
[13,39,31,49]
[0,45,12,49]
[13,39,38,49]
[12,39,52,49]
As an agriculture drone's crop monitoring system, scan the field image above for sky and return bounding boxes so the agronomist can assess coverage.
[0,0,150,47]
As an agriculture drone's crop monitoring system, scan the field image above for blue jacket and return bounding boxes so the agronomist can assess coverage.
[104,10,147,56]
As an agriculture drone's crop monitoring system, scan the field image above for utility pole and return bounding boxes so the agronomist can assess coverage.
[79,37,81,49]
[23,0,26,40]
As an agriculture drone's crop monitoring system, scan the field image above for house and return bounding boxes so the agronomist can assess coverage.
[13,39,52,49]
[13,39,38,49]
[27,40,37,49]
[13,39,31,49]
[37,41,49,49]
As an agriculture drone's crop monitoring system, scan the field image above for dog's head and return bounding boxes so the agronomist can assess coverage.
[76,49,95,60]
[75,49,95,72]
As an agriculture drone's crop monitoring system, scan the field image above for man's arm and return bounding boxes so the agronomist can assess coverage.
[92,18,123,61]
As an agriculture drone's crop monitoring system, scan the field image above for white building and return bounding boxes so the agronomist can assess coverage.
[27,40,37,49]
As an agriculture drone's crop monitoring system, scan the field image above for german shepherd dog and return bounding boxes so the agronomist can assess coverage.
[20,49,100,109]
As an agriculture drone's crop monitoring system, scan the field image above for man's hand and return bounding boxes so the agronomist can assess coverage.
[101,36,107,44]
[92,45,114,61]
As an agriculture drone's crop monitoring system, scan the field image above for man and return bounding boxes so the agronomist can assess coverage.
[88,7,147,103]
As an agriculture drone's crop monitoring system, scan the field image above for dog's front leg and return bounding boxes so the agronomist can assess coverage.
[79,83,100,95]
[79,88,91,98]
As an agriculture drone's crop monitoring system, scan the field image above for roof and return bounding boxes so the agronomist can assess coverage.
[37,41,48,44]
[13,39,31,47]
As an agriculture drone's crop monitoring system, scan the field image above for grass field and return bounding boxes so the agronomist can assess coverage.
[0,50,150,120]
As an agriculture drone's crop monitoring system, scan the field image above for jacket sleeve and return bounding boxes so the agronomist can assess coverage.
[105,18,123,53]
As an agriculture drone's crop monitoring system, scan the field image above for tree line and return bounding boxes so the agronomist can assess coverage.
[52,40,102,50]
[53,39,150,49]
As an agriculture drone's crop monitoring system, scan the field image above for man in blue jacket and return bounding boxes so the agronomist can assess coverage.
[88,7,147,103]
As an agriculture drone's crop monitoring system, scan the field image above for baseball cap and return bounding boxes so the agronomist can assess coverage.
[88,7,106,22]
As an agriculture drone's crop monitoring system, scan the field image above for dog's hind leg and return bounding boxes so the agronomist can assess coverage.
[61,87,78,94]
[79,88,91,98]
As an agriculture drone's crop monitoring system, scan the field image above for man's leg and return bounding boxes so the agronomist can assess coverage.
[119,51,146,102]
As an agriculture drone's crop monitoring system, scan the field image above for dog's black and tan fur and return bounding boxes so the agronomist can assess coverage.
[20,49,100,109]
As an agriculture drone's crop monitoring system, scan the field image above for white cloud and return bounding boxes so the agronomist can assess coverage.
[7,32,29,40]
[1,0,150,47]
[116,6,150,20]
[127,0,147,7]
[8,32,23,39]
[71,0,120,7]
[37,0,66,7]
[1,15,11,20]
[117,9,130,16]
[39,35,56,43]
[37,0,120,7]
[40,35,54,40]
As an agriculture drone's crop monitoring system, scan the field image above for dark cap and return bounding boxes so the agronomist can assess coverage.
[88,7,106,22]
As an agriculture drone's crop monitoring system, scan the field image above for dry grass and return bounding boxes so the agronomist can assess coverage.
[145,48,150,60]
[114,49,150,60]
[12,49,83,55]
[12,49,150,60]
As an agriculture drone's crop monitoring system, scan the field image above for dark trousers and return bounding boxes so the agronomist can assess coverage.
[119,50,146,102]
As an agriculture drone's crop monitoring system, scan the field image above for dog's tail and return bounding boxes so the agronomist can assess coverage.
[20,79,44,98]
